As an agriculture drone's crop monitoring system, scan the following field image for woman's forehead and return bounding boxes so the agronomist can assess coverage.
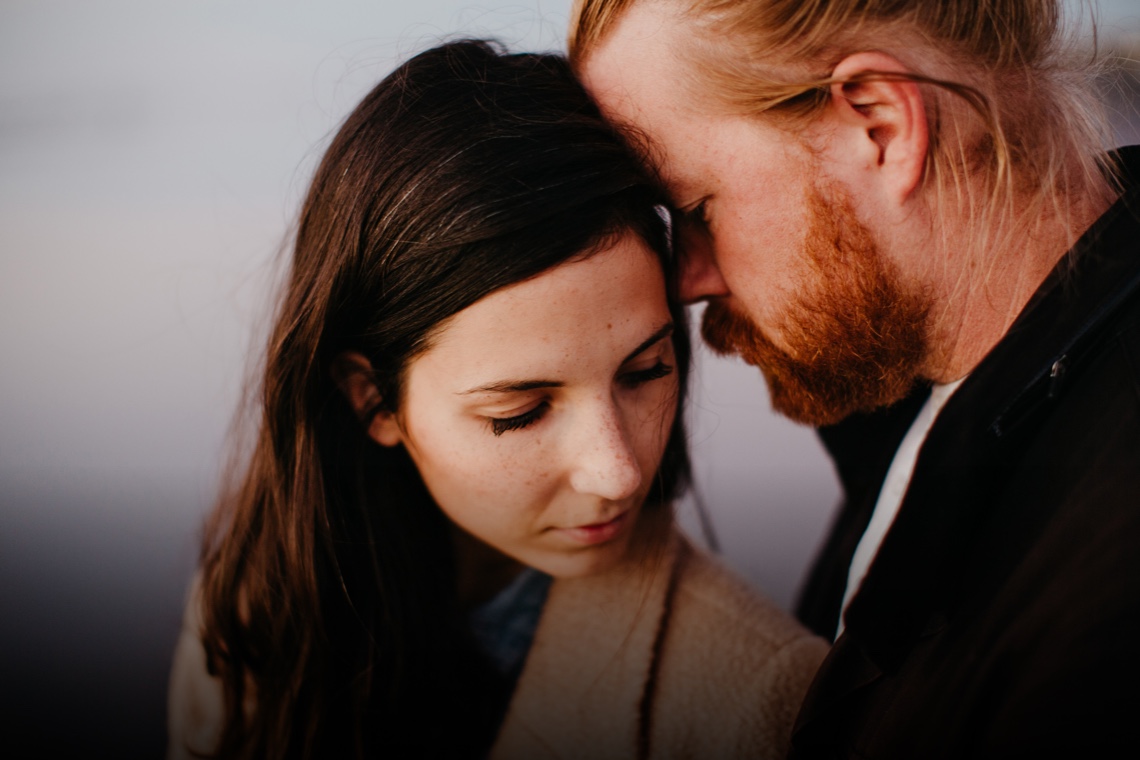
[407,236,669,390]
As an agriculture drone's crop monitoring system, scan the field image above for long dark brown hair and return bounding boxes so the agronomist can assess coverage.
[193,40,690,759]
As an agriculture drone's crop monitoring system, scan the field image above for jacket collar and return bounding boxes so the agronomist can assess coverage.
[841,146,1140,670]
[489,523,681,760]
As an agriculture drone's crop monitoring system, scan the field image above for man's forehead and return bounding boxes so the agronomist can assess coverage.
[579,2,685,111]
[590,107,698,208]
[582,100,669,186]
[578,5,700,199]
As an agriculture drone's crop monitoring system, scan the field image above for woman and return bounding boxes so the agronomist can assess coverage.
[167,40,826,760]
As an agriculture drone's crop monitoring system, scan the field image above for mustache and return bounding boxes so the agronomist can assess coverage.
[701,301,777,366]
[700,301,831,425]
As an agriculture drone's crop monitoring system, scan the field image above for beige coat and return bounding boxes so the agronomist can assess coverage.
[168,533,826,759]
[490,533,827,759]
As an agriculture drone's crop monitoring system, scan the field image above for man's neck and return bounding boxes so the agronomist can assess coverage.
[920,186,1118,383]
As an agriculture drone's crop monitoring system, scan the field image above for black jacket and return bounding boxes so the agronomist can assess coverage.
[791,147,1140,758]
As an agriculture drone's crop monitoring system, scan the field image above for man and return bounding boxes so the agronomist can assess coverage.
[570,0,1140,757]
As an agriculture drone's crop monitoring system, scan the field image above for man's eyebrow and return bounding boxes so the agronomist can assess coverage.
[457,323,674,396]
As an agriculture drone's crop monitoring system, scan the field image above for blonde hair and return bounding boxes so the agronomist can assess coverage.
[570,0,1120,262]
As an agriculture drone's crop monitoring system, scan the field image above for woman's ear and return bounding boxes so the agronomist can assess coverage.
[825,51,929,204]
[330,351,403,447]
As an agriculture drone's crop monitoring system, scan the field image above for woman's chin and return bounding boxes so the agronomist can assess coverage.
[520,533,635,579]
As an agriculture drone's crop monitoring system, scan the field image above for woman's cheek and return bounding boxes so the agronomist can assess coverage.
[648,379,679,441]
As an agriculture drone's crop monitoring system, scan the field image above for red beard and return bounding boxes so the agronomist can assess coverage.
[701,185,929,427]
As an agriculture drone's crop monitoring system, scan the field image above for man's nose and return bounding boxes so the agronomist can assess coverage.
[567,402,642,502]
[676,230,730,303]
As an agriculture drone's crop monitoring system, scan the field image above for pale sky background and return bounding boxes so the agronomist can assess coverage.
[2,1,1137,756]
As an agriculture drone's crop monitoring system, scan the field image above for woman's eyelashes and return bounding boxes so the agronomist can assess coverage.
[618,360,674,389]
[486,361,674,436]
[489,401,548,436]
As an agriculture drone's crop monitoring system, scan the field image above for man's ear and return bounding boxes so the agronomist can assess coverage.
[330,351,403,447]
[826,51,929,203]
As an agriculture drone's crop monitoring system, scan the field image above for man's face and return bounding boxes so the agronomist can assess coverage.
[581,3,931,425]
[699,182,929,425]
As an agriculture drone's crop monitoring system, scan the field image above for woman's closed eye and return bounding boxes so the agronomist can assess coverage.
[486,359,673,436]
[618,360,674,389]
[489,401,549,436]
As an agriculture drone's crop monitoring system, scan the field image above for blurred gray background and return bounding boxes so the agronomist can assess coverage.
[2,1,1137,756]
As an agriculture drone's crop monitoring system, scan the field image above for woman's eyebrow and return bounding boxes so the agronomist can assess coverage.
[458,379,564,396]
[622,322,674,364]
[457,322,674,396]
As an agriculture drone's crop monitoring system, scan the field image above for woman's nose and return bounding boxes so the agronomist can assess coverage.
[567,404,642,501]
[676,229,730,303]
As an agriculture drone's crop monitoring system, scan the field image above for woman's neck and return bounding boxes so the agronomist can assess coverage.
[451,525,526,611]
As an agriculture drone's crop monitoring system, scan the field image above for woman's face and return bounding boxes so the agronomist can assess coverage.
[377,232,679,578]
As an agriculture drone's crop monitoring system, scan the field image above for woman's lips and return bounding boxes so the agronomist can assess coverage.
[555,510,631,546]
